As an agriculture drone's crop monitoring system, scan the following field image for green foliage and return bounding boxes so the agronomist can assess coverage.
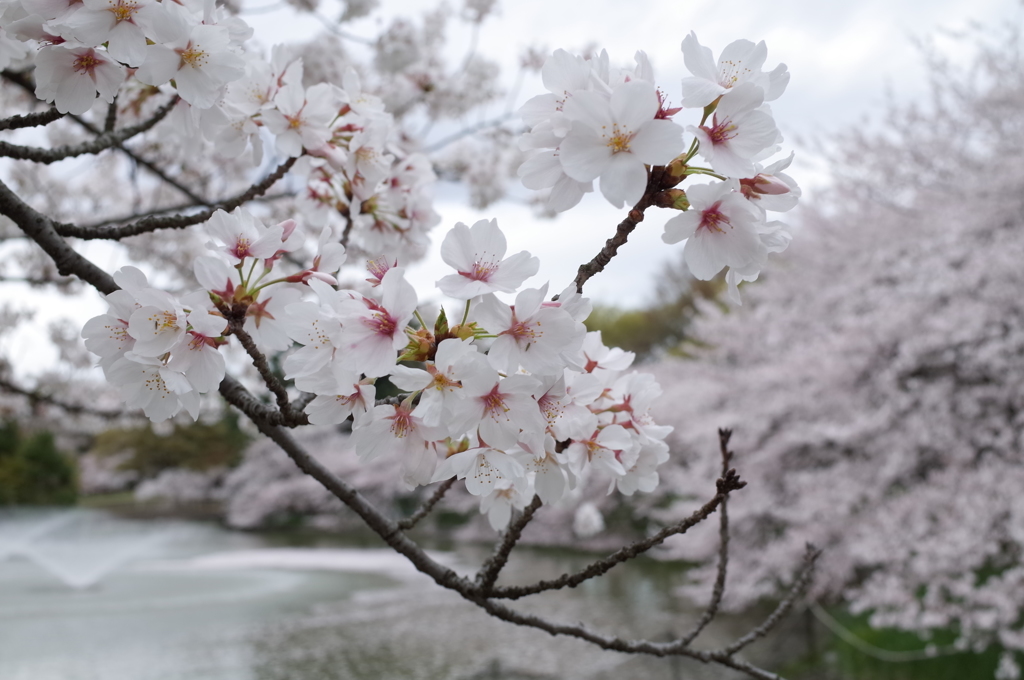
[785,608,1011,680]
[90,411,250,479]
[584,259,725,361]
[0,421,77,506]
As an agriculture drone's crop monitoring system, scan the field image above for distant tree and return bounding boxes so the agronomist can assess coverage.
[0,421,76,505]
[651,24,1024,679]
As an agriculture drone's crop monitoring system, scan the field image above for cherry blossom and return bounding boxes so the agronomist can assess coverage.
[435,218,539,299]
[559,80,684,208]
[661,180,766,282]
[33,45,125,114]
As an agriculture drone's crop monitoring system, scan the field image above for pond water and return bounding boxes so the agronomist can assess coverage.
[0,508,799,680]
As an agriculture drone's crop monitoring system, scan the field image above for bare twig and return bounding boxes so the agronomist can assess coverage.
[54,156,297,240]
[679,428,735,646]
[0,178,117,294]
[717,544,822,657]
[103,98,118,132]
[219,304,306,426]
[423,112,515,153]
[0,107,64,131]
[81,191,292,231]
[2,69,206,204]
[0,375,130,419]
[476,494,543,594]
[0,95,179,164]
[572,167,674,293]
[487,468,745,600]
[396,477,457,531]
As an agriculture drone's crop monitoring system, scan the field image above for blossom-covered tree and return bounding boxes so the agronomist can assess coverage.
[649,24,1024,679]
[0,0,808,676]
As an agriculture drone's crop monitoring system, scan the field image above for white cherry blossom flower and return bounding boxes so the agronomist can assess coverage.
[61,0,160,66]
[135,12,245,109]
[389,337,488,429]
[33,45,125,115]
[336,266,418,378]
[662,180,766,282]
[435,218,539,299]
[106,354,200,422]
[263,82,343,157]
[689,83,779,179]
[679,32,788,108]
[126,288,189,357]
[475,284,582,376]
[559,80,684,208]
[300,363,375,426]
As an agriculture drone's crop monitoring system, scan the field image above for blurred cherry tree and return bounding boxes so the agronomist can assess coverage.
[649,23,1024,680]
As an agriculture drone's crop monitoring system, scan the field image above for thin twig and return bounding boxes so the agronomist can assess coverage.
[0,375,130,419]
[54,157,297,240]
[0,178,117,294]
[2,69,206,204]
[476,494,543,594]
[396,477,457,531]
[81,191,292,231]
[717,544,822,657]
[472,597,785,680]
[423,112,515,153]
[572,169,666,293]
[0,107,64,131]
[487,468,745,600]
[104,98,117,132]
[220,304,300,422]
[0,95,179,164]
[679,428,735,646]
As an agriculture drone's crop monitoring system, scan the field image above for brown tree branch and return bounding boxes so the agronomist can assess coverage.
[0,375,129,419]
[0,106,64,131]
[54,156,297,240]
[219,303,307,426]
[80,191,292,232]
[476,494,543,594]
[572,165,676,293]
[679,428,735,646]
[2,69,206,204]
[716,544,822,657]
[396,477,457,531]
[486,468,745,600]
[0,95,179,164]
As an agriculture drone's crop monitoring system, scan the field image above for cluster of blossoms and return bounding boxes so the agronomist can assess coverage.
[0,0,440,263]
[518,34,800,302]
[83,213,673,529]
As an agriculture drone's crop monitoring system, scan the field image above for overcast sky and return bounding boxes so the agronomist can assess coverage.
[5,0,1023,376]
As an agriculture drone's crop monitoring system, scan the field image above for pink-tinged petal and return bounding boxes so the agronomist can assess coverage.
[562,89,613,132]
[439,222,478,271]
[518,151,564,190]
[681,32,716,81]
[135,45,179,87]
[609,80,658,130]
[684,223,764,281]
[56,73,99,115]
[560,126,611,182]
[489,250,539,292]
[662,211,700,245]
[92,59,126,102]
[599,153,646,208]
[547,175,589,213]
[629,119,684,166]
[718,39,768,83]
[680,77,726,108]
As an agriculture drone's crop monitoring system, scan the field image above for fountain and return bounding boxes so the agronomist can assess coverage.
[0,508,175,589]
